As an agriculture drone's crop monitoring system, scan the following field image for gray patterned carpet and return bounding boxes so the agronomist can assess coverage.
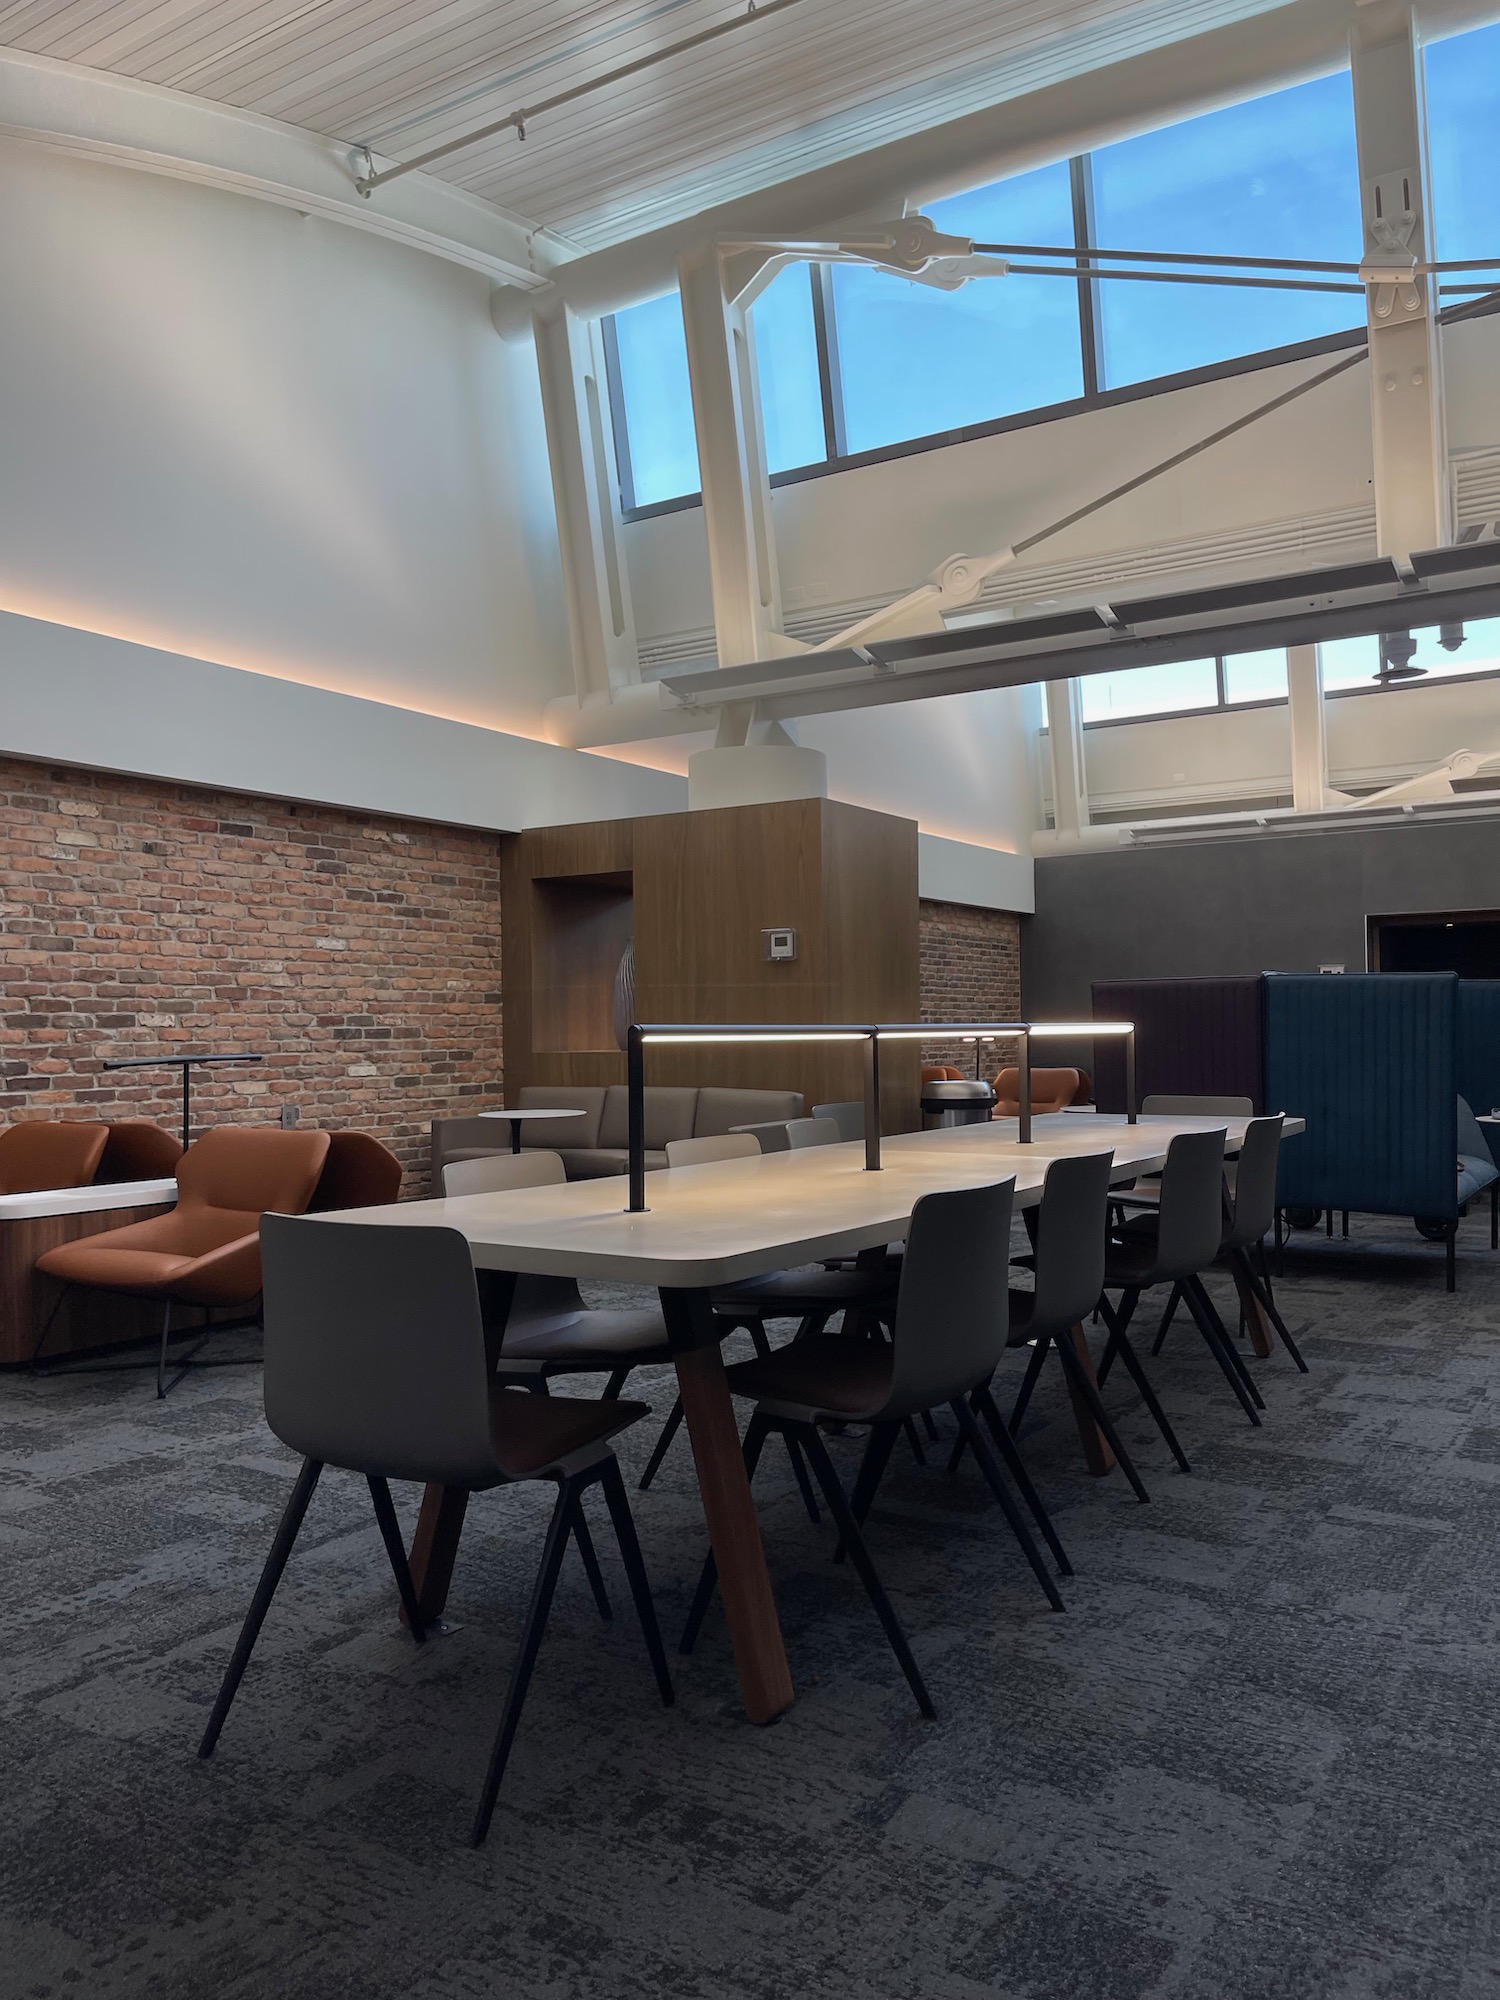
[5,1212,1500,2000]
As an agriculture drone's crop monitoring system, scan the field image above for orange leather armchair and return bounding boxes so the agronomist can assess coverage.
[308,1131,402,1210]
[992,1067,1083,1117]
[920,1065,968,1085]
[36,1126,330,1396]
[97,1121,184,1183]
[0,1121,109,1195]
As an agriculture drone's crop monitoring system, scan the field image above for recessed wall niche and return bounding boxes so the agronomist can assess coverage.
[530,873,635,1053]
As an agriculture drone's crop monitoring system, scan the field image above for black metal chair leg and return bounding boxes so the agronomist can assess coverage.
[921,1410,940,1441]
[601,1366,631,1400]
[834,1420,900,1564]
[971,1393,1072,1578]
[470,1479,575,1847]
[1008,1331,1052,1432]
[903,1416,927,1466]
[638,1396,686,1491]
[565,1492,613,1620]
[1020,1334,1153,1505]
[1182,1278,1263,1425]
[795,1423,935,1719]
[1236,1249,1309,1373]
[157,1300,173,1400]
[785,1435,822,1524]
[1447,1224,1457,1293]
[1150,1283,1182,1357]
[1186,1275,1265,1406]
[945,1386,981,1476]
[200,1458,323,1757]
[679,1412,772,1654]
[29,1285,70,1368]
[951,1399,1064,1612]
[1492,1183,1497,1252]
[1094,1289,1139,1391]
[597,1459,674,1707]
[366,1475,427,1641]
[1099,1306,1191,1474]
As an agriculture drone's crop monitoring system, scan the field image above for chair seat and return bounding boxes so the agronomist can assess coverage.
[1459,1154,1499,1203]
[713,1267,896,1314]
[35,1231,261,1305]
[487,1386,649,1480]
[724,1334,893,1421]
[1103,1215,1169,1288]
[499,1308,674,1368]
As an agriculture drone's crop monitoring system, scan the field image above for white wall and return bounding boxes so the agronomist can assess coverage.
[0,139,571,738]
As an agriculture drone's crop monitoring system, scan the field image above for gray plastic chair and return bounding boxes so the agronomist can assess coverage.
[1095,1125,1264,1442]
[944,1151,1154,1504]
[445,1150,676,1397]
[681,1178,1062,1720]
[786,1116,844,1150]
[199,1216,673,1846]
[663,1133,761,1167]
[811,1100,866,1143]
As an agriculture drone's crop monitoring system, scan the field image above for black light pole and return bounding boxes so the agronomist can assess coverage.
[626,1025,647,1214]
[101,1053,265,1154]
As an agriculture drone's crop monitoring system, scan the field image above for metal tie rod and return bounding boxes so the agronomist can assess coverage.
[355,0,806,196]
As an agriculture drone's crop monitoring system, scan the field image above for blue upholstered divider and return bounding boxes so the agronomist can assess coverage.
[1266,973,1458,1218]
[1457,981,1500,1122]
[1091,977,1264,1114]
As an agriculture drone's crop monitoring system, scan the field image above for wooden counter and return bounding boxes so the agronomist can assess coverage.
[0,1179,178,1366]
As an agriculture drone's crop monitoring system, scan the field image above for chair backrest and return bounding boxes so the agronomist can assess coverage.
[811,1100,865,1142]
[786,1116,843,1150]
[97,1121,183,1183]
[694,1087,804,1137]
[1142,1094,1254,1116]
[992,1068,1080,1115]
[308,1130,402,1211]
[1030,1151,1116,1332]
[1223,1115,1284,1247]
[728,1119,793,1152]
[442,1150,566,1196]
[1151,1128,1231,1276]
[664,1133,761,1168]
[262,1216,499,1485]
[884,1180,1015,1417]
[176,1127,330,1219]
[599,1084,699,1151]
[0,1121,109,1195]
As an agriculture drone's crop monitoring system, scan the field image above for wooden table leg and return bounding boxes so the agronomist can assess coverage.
[405,1483,470,1626]
[1062,1322,1116,1477]
[1229,1258,1275,1360]
[663,1292,794,1725]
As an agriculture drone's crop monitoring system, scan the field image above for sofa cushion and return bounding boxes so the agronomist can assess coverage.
[1458,1154,1498,1203]
[695,1087,804,1137]
[558,1147,667,1179]
[598,1086,699,1151]
[516,1086,607,1149]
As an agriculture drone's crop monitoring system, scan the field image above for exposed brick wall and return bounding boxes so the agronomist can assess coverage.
[919,898,1023,1077]
[0,757,502,1187]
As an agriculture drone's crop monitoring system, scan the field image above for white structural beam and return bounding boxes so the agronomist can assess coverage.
[0,46,566,290]
[1351,9,1450,560]
[1286,644,1332,811]
[1045,679,1091,838]
[528,304,640,703]
[676,243,786,668]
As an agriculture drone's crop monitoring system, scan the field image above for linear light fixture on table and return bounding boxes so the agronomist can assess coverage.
[624,1022,1136,1211]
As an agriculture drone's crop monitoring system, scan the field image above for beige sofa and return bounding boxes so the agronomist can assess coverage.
[431,1083,804,1188]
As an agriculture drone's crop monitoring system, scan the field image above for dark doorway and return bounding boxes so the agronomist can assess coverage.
[1369,910,1500,976]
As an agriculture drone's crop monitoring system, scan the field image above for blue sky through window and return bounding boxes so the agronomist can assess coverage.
[752,264,825,473]
[612,290,699,507]
[1090,74,1364,387]
[832,162,1084,455]
[1426,20,1500,267]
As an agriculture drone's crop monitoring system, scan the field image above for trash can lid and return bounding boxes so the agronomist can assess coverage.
[920,1079,998,1109]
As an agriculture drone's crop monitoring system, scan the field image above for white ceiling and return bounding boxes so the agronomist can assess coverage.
[0,0,1298,251]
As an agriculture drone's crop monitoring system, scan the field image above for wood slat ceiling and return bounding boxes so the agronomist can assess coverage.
[1,0,1285,251]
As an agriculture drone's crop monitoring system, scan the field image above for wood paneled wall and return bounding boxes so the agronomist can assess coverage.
[501,800,920,1130]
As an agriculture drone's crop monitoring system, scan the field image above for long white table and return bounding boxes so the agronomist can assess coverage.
[329,1114,1297,1723]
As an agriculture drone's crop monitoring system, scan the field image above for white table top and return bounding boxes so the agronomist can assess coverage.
[477,1108,587,1122]
[0,1177,178,1223]
[326,1114,1299,1290]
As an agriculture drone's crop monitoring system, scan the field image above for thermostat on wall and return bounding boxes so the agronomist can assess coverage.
[762,927,797,962]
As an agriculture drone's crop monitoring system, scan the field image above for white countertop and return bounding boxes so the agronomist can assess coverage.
[326,1114,1297,1289]
[0,1178,178,1223]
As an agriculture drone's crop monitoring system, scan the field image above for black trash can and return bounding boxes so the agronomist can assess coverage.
[921,1079,997,1130]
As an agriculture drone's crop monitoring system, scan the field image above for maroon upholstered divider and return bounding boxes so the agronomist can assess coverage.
[1091,977,1265,1113]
